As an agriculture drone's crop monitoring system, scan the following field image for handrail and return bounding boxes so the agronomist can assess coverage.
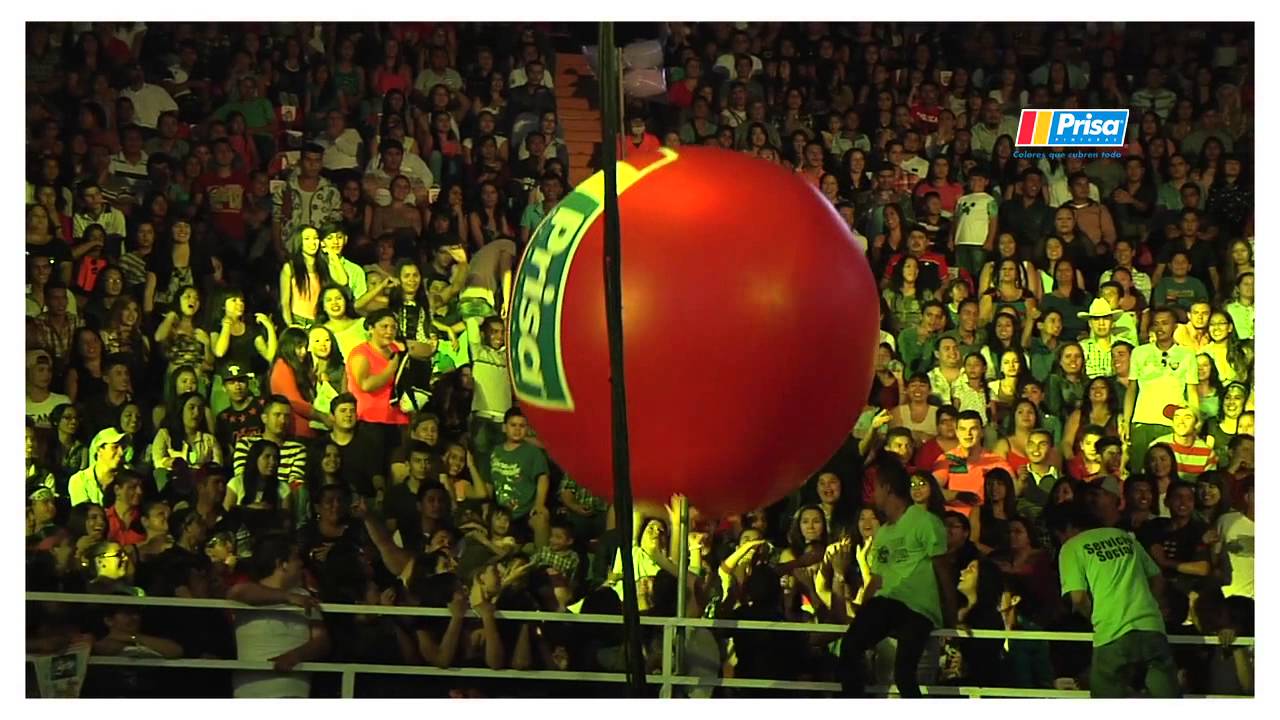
[23,655,1250,699]
[26,592,1255,647]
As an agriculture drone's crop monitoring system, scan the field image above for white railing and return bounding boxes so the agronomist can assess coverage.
[25,592,1254,698]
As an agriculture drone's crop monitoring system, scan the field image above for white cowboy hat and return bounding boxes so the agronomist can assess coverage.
[1077,297,1123,320]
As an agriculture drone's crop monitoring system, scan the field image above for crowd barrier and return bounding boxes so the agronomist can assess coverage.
[25,592,1254,699]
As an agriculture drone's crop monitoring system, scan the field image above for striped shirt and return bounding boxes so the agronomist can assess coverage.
[1149,435,1217,479]
[233,436,309,488]
[117,251,150,287]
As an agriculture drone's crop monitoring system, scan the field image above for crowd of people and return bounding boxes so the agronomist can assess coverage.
[24,20,1254,698]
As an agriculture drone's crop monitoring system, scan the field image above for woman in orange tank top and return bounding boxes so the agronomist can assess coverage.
[280,225,332,328]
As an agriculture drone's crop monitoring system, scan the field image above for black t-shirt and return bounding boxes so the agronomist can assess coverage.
[325,423,387,497]
[215,398,266,457]
[27,240,72,266]
[81,394,127,438]
[999,198,1055,252]
[1137,516,1211,597]
[383,479,424,536]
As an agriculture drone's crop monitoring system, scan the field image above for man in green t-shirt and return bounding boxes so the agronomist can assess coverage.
[838,461,957,697]
[1049,501,1181,698]
[488,407,551,545]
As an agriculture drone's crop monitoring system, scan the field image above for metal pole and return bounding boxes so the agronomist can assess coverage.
[341,670,355,698]
[674,500,689,696]
[598,20,646,697]
[659,622,675,698]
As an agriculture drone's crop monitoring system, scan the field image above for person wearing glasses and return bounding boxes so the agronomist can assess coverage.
[84,539,143,596]
[1122,307,1200,476]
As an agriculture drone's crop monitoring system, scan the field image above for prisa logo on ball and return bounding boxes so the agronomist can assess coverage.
[1015,109,1129,147]
[511,190,598,411]
[511,148,681,411]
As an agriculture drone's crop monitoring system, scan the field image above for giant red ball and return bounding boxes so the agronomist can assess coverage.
[507,147,879,516]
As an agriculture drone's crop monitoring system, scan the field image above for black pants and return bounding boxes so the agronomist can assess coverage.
[838,596,935,698]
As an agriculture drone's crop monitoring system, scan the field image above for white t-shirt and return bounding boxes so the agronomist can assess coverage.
[233,588,318,698]
[608,546,664,601]
[26,392,71,429]
[1215,512,1254,599]
[1226,302,1254,340]
[952,192,998,247]
[470,344,512,420]
[120,83,178,129]
[317,128,362,171]
[1129,343,1197,426]
[901,156,929,182]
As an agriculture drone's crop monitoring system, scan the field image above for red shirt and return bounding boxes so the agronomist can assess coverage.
[269,358,320,440]
[913,439,952,475]
[106,506,146,546]
[195,171,250,241]
[620,133,661,159]
[932,448,1013,512]
[912,179,966,215]
[667,81,696,109]
[1066,455,1104,483]
[910,103,942,133]
[346,341,409,426]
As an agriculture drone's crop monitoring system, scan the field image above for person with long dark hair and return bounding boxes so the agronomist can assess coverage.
[779,504,829,572]
[226,439,290,522]
[1045,341,1086,418]
[466,181,514,250]
[974,468,1018,555]
[47,402,88,484]
[950,556,1007,684]
[1061,376,1121,458]
[386,259,441,407]
[267,326,324,440]
[980,255,1038,326]
[1144,443,1183,519]
[150,390,221,483]
[909,470,947,518]
[143,217,212,317]
[209,287,277,415]
[810,471,859,541]
[281,225,339,328]
[881,255,934,334]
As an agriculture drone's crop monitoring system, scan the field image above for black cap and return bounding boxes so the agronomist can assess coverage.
[219,363,254,381]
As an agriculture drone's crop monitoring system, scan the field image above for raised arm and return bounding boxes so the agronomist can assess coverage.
[253,314,278,362]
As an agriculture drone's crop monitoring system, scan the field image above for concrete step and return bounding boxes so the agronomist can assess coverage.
[557,97,593,112]
[561,117,602,133]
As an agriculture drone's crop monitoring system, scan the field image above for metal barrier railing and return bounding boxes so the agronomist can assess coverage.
[25,592,1254,698]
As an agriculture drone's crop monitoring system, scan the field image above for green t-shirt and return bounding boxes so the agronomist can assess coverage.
[215,98,276,132]
[1058,527,1164,647]
[489,442,549,518]
[520,201,549,232]
[1151,276,1209,312]
[870,504,948,627]
[899,326,938,374]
